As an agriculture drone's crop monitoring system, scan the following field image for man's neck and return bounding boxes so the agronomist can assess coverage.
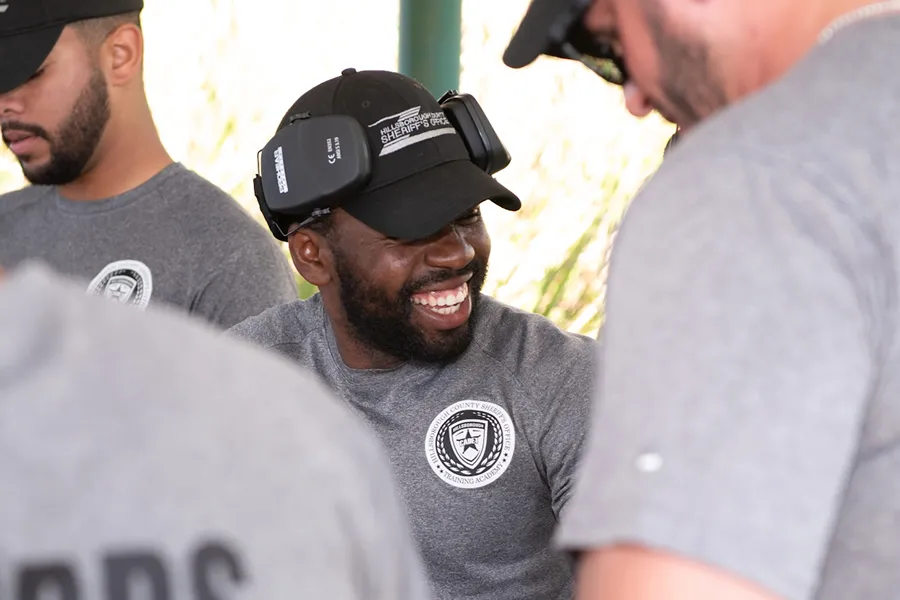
[333,329,406,370]
[753,0,887,95]
[321,292,406,370]
[57,104,173,201]
[818,0,900,39]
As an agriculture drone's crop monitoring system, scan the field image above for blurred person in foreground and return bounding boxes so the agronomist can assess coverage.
[503,0,900,599]
[0,260,429,598]
[0,0,297,329]
[229,68,595,600]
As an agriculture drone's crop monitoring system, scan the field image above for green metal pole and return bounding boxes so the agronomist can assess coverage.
[399,0,462,98]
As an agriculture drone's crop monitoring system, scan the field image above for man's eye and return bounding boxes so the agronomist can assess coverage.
[458,208,481,224]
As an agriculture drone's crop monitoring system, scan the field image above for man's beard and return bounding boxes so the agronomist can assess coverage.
[333,248,488,364]
[2,66,110,186]
[641,0,728,128]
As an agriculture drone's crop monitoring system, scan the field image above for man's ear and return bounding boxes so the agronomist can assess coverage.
[101,23,143,87]
[288,230,333,287]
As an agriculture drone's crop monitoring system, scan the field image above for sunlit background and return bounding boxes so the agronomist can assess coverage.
[0,0,675,337]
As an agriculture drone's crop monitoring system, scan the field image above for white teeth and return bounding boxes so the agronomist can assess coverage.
[411,282,469,310]
[432,304,462,315]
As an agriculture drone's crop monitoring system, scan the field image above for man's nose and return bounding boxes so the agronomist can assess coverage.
[0,88,26,118]
[424,226,476,270]
[623,82,654,118]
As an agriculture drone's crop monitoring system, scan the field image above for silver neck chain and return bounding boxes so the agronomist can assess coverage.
[819,0,900,43]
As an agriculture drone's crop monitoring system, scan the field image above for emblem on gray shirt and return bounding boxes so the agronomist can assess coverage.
[425,400,515,489]
[86,260,154,310]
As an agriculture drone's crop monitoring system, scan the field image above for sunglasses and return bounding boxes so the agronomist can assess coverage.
[546,0,629,86]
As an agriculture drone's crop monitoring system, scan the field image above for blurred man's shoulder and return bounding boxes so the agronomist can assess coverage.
[4,263,341,424]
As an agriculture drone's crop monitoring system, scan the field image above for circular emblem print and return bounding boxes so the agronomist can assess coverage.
[425,400,515,489]
[87,260,153,310]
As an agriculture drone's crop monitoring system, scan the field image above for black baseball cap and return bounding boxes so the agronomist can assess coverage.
[0,0,143,94]
[504,0,629,86]
[278,69,521,241]
[503,0,592,68]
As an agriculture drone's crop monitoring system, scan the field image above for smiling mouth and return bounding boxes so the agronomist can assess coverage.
[411,282,469,315]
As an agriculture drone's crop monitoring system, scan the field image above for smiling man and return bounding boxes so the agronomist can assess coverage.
[503,0,900,600]
[229,69,596,600]
[0,0,297,328]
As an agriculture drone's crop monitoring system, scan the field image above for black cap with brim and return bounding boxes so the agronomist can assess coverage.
[0,25,64,94]
[0,0,144,93]
[503,0,577,69]
[343,159,521,240]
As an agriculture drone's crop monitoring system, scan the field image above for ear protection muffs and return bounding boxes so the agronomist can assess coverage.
[253,113,372,241]
[437,90,511,176]
[253,91,512,242]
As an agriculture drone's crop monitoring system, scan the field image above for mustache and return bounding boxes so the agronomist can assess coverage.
[404,259,483,296]
[0,121,49,145]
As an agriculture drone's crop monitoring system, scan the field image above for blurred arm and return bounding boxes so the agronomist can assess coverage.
[577,546,782,600]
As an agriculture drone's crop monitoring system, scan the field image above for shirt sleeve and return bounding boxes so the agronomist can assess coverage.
[193,238,299,329]
[540,339,596,520]
[556,149,879,600]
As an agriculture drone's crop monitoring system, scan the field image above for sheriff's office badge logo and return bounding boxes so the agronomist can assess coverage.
[87,260,153,310]
[425,400,515,489]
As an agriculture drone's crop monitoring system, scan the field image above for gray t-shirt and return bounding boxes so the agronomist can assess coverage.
[0,262,430,600]
[228,294,595,600]
[0,163,297,328]
[558,13,900,600]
